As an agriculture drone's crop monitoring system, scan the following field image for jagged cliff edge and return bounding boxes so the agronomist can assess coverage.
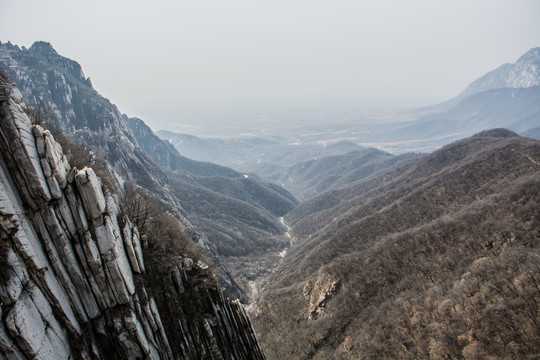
[0,79,265,358]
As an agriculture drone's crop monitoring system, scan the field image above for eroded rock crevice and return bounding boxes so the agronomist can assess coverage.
[0,82,265,359]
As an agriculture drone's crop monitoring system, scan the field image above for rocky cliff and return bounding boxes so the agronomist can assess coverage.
[0,41,298,300]
[0,79,265,358]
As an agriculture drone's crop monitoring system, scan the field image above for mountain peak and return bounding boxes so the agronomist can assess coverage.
[516,47,540,64]
[459,46,540,98]
[28,41,58,56]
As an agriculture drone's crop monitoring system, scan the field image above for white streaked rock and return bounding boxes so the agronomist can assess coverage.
[74,167,106,221]
[5,290,46,357]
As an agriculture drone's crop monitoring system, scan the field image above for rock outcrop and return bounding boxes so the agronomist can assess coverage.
[0,80,265,358]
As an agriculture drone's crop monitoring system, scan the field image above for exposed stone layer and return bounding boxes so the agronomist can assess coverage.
[0,82,265,359]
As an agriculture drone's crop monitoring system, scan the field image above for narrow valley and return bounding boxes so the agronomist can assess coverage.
[1,33,539,360]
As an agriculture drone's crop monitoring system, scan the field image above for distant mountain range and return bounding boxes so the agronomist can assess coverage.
[157,129,364,174]
[371,85,540,147]
[156,45,540,202]
[159,46,540,160]
[359,47,540,152]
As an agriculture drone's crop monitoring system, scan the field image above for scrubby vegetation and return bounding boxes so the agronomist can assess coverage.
[167,176,291,258]
[253,130,540,359]
[120,182,209,265]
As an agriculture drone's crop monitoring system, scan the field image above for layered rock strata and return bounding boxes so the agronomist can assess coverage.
[0,82,265,359]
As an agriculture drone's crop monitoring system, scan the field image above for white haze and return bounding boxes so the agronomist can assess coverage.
[1,0,540,135]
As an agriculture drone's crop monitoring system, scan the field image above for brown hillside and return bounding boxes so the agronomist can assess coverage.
[253,129,540,359]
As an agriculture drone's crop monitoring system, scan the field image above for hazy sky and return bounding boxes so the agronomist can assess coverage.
[1,0,540,132]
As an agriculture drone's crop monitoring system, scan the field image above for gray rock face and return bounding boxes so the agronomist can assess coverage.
[459,47,540,98]
[0,81,265,359]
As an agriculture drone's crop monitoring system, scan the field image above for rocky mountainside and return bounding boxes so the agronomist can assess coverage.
[126,116,240,178]
[0,41,298,298]
[252,129,540,359]
[0,81,265,359]
[459,47,540,98]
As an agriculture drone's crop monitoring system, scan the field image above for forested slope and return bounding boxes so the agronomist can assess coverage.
[253,129,540,359]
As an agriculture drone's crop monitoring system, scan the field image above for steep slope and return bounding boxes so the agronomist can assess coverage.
[127,116,297,218]
[253,129,540,359]
[127,116,240,178]
[0,41,168,192]
[0,41,298,298]
[397,47,540,114]
[0,84,265,359]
